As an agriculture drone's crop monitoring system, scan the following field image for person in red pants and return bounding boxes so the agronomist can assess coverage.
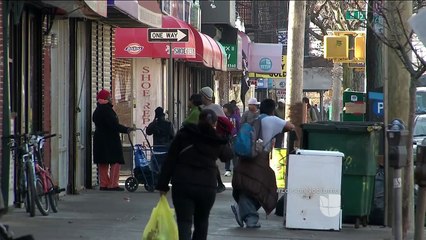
[93,89,133,191]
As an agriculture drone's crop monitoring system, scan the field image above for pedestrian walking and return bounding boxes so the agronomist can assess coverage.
[93,89,134,191]
[182,93,203,126]
[274,99,286,148]
[231,99,295,228]
[240,98,260,125]
[229,100,241,118]
[183,93,227,193]
[156,109,234,240]
[215,116,235,193]
[222,103,240,177]
[303,97,318,123]
[199,86,225,117]
[146,107,175,168]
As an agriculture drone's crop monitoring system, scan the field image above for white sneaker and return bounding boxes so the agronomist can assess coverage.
[224,171,232,177]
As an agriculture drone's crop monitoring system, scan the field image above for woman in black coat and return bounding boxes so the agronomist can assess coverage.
[93,89,132,191]
[156,109,233,240]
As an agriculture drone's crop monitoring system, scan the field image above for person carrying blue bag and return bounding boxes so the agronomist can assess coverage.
[231,99,295,228]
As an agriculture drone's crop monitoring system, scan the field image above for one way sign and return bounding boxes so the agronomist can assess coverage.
[147,28,189,43]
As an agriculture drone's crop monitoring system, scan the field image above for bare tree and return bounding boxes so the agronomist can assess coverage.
[307,0,366,92]
[309,0,426,238]
[359,1,425,239]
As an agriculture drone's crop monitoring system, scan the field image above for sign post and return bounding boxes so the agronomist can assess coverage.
[147,28,189,125]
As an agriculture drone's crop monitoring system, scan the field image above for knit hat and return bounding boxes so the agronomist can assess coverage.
[155,107,165,118]
[200,87,213,101]
[97,89,110,100]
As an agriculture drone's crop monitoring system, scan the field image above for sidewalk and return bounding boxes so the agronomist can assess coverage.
[1,178,400,240]
[2,187,396,240]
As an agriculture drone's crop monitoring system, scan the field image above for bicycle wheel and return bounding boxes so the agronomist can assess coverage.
[34,176,49,216]
[25,167,36,217]
[47,178,58,213]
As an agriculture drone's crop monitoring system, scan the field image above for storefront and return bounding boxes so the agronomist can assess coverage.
[38,0,110,193]
[2,1,49,206]
[115,15,226,133]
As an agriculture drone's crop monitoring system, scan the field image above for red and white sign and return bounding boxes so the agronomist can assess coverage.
[124,43,144,55]
[115,28,195,59]
[276,89,286,99]
[115,15,196,59]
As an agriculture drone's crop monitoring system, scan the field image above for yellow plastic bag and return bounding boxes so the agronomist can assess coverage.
[142,195,178,240]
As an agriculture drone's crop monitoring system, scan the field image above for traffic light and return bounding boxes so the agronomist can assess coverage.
[354,35,366,61]
[324,35,349,59]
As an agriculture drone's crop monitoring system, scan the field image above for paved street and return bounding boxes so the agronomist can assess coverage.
[1,172,399,240]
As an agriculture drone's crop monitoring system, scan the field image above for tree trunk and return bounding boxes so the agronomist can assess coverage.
[342,64,353,91]
[385,2,413,238]
[331,63,342,121]
[353,70,365,92]
[215,71,229,105]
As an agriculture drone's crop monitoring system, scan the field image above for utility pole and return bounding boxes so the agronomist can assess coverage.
[285,0,306,119]
[284,1,306,224]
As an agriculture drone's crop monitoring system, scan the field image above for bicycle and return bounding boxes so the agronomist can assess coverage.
[4,134,37,217]
[31,133,64,215]
[4,132,64,217]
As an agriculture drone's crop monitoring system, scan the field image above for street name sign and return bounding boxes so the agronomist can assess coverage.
[147,28,189,43]
[345,10,366,21]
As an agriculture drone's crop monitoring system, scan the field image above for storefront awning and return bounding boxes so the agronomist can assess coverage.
[238,31,250,72]
[106,0,162,27]
[115,15,196,59]
[248,43,283,74]
[238,31,251,57]
[215,41,228,71]
[41,0,107,19]
[187,25,213,68]
[206,38,223,71]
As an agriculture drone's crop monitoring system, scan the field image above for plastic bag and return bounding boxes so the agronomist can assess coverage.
[142,195,178,240]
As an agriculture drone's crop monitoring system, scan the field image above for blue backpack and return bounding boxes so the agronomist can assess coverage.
[234,114,267,159]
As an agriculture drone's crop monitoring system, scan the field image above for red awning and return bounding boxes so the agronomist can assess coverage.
[205,36,223,70]
[187,25,213,68]
[115,15,196,59]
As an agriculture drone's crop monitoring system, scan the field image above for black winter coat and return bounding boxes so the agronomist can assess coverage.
[156,124,233,192]
[145,117,174,147]
[93,103,129,165]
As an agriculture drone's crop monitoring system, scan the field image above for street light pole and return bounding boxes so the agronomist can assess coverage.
[168,42,174,126]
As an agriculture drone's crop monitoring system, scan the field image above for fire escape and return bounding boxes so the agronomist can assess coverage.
[236,0,289,44]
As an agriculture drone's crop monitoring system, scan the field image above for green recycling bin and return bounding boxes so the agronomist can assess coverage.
[301,121,383,228]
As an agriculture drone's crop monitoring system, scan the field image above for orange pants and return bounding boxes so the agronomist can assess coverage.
[98,163,121,188]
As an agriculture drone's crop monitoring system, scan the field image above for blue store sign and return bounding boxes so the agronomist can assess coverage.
[259,58,272,71]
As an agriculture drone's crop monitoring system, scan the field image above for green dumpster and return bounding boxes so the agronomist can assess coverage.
[301,121,383,228]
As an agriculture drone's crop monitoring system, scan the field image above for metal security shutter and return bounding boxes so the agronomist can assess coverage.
[91,22,113,186]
